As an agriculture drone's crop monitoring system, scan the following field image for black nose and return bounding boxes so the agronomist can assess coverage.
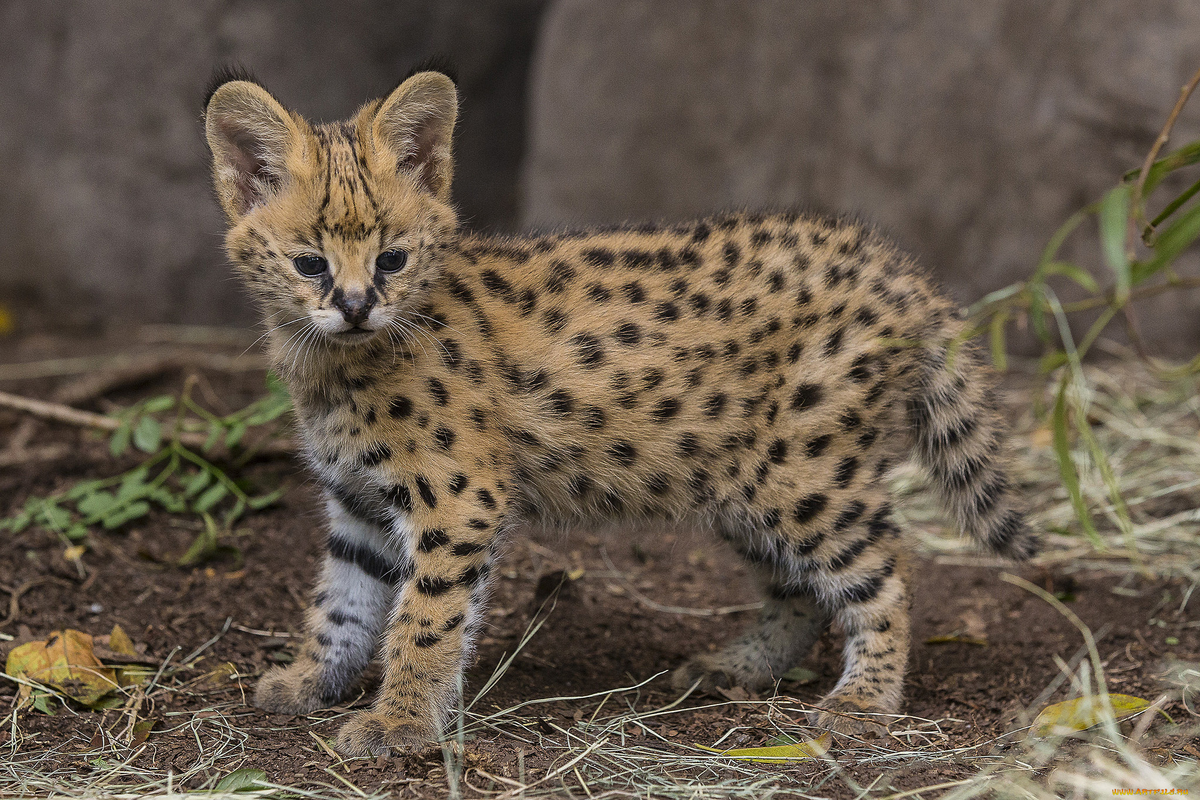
[332,288,376,326]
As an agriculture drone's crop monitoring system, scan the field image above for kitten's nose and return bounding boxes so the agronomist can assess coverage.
[332,288,375,326]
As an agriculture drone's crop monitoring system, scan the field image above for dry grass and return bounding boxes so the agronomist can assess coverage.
[3,359,1198,798]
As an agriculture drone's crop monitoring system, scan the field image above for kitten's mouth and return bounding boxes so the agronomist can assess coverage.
[332,326,378,343]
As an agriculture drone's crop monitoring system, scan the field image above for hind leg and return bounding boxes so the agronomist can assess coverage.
[672,564,829,693]
[809,515,911,739]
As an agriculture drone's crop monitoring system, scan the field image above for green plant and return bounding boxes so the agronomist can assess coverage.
[966,70,1200,553]
[1,373,292,561]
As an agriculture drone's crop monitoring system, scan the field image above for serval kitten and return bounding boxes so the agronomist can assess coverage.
[204,68,1036,755]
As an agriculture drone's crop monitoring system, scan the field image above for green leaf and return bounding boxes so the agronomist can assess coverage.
[1051,379,1100,542]
[77,491,118,518]
[109,420,132,457]
[193,483,229,513]
[64,479,105,501]
[780,666,818,684]
[116,467,152,503]
[1098,184,1131,302]
[224,421,248,449]
[1042,261,1099,293]
[214,767,269,793]
[178,514,221,567]
[64,524,89,541]
[101,501,150,530]
[133,416,162,454]
[1,510,33,533]
[1134,201,1200,284]
[141,395,176,414]
[988,310,1009,371]
[203,421,222,453]
[246,485,287,510]
[31,692,57,716]
[183,469,213,498]
[1038,351,1068,374]
[265,371,287,395]
[222,497,247,527]
[1123,138,1200,195]
[37,503,72,531]
[149,487,187,514]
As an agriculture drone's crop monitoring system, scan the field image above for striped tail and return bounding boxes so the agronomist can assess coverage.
[907,333,1038,560]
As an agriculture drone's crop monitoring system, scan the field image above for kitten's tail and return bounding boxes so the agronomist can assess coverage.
[906,328,1038,560]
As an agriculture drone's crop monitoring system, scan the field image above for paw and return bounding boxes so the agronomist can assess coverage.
[812,696,891,741]
[672,653,768,695]
[335,711,437,757]
[254,662,330,715]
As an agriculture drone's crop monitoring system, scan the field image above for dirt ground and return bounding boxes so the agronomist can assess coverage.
[2,330,1198,798]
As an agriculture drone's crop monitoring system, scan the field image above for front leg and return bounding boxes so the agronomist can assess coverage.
[335,490,503,756]
[255,496,410,714]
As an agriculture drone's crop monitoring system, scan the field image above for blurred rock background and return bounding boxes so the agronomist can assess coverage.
[3,0,1199,353]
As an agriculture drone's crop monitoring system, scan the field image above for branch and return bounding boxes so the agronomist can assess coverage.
[0,390,294,458]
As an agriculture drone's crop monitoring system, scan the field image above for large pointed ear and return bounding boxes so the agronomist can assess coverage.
[371,72,457,203]
[205,79,303,220]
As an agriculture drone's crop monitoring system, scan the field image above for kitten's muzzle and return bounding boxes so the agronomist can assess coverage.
[332,287,377,326]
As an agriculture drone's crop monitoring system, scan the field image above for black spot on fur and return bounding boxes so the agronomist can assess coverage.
[793,494,828,525]
[608,440,637,466]
[418,528,451,552]
[580,406,607,429]
[834,456,859,489]
[614,322,642,346]
[388,396,413,418]
[582,248,615,268]
[433,426,456,450]
[623,282,646,303]
[476,488,496,510]
[790,383,822,411]
[415,475,438,508]
[547,389,574,416]
[427,378,449,405]
[652,397,680,420]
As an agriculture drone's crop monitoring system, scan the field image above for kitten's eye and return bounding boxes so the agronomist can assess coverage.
[376,249,408,273]
[293,255,329,277]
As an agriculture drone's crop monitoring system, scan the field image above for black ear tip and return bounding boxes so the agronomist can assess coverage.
[401,56,459,87]
[204,63,266,111]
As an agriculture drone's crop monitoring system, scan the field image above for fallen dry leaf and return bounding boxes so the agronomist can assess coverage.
[1030,693,1152,738]
[697,732,831,762]
[5,629,119,707]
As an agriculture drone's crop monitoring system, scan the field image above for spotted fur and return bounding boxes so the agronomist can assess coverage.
[204,70,1036,755]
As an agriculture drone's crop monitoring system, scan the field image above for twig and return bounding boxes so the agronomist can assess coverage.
[0,444,72,468]
[0,577,69,629]
[1059,275,1200,314]
[0,350,266,382]
[0,389,294,457]
[0,389,118,431]
[1132,63,1200,236]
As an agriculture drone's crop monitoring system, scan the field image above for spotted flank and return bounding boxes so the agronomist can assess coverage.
[205,68,1035,755]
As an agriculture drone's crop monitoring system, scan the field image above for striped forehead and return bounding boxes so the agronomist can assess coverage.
[311,122,379,242]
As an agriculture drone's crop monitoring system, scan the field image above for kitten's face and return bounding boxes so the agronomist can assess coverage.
[205,72,458,352]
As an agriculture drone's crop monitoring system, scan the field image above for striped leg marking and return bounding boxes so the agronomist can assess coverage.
[672,569,828,693]
[335,525,497,756]
[254,498,412,714]
[814,541,910,739]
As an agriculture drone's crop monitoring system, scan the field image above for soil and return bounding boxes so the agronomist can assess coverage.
[2,330,1198,798]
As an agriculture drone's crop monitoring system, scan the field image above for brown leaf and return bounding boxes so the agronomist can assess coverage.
[5,629,119,707]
